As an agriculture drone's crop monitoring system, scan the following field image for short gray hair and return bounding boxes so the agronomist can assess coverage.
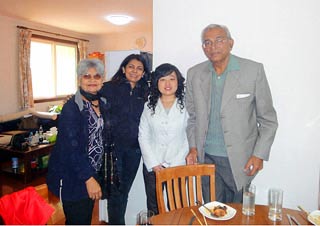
[77,58,105,77]
[201,24,232,42]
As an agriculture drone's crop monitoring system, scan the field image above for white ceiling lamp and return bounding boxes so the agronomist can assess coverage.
[105,14,133,25]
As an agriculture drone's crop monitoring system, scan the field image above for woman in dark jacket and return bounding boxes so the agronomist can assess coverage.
[99,54,149,225]
[47,59,110,225]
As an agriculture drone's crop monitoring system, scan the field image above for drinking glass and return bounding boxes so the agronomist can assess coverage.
[318,168,320,210]
[136,210,154,225]
[242,183,256,216]
[268,188,283,221]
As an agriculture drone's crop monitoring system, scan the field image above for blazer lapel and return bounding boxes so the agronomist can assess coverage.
[199,66,212,114]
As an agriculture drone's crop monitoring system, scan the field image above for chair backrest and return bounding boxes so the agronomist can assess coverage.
[34,184,49,202]
[155,164,215,214]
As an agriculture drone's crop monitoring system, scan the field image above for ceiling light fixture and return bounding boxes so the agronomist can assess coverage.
[105,15,133,25]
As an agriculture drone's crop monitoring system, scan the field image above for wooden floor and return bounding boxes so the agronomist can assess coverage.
[0,172,106,225]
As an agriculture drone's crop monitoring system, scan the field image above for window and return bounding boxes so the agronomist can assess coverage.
[30,36,78,101]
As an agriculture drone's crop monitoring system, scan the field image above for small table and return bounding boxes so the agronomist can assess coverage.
[0,143,54,184]
[151,203,310,225]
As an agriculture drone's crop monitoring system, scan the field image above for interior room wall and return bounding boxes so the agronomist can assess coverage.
[0,14,98,115]
[94,31,152,53]
[0,13,152,116]
[153,0,320,211]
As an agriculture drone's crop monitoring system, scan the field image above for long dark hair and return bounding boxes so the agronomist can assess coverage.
[148,63,185,114]
[111,54,149,85]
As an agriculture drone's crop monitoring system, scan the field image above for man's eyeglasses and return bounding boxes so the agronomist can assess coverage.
[82,74,102,80]
[202,37,228,48]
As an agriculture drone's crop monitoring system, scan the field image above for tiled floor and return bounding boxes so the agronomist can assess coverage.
[0,172,105,225]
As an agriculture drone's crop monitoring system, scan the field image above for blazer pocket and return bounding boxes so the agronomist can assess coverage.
[236,93,251,99]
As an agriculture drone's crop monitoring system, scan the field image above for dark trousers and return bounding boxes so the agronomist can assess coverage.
[142,164,159,215]
[63,197,95,225]
[202,154,243,203]
[107,148,141,225]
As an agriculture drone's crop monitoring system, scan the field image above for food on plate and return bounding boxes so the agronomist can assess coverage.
[212,205,228,217]
[311,215,320,225]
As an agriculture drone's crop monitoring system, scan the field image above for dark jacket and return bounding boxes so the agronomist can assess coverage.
[99,78,149,150]
[46,91,110,201]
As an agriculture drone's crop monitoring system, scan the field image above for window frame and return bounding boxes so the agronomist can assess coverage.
[31,34,79,103]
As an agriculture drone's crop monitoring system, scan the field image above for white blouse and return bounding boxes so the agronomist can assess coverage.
[138,98,189,171]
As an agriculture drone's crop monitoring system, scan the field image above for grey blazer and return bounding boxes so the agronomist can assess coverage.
[186,55,278,190]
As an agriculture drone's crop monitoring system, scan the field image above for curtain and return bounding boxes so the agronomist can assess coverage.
[78,40,88,60]
[18,28,33,109]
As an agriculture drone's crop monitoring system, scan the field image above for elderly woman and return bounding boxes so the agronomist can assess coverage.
[47,59,110,225]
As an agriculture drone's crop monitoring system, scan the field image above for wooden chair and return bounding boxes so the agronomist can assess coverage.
[155,164,215,214]
[34,184,65,225]
[34,184,50,202]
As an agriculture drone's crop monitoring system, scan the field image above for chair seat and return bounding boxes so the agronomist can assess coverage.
[35,184,65,225]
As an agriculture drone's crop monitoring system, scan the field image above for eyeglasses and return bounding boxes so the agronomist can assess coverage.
[202,37,228,48]
[82,74,102,80]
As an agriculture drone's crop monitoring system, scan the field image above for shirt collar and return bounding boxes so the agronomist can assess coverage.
[209,54,240,73]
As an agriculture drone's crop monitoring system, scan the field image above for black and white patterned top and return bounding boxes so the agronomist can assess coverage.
[83,101,104,172]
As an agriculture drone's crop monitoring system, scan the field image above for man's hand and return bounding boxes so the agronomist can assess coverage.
[244,156,263,176]
[186,147,198,165]
[85,177,102,200]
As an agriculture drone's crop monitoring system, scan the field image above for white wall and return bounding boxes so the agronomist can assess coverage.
[153,0,320,211]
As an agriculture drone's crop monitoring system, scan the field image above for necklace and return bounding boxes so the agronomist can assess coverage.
[91,101,99,108]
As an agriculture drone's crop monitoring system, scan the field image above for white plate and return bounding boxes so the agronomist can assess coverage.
[198,201,237,221]
[308,210,320,225]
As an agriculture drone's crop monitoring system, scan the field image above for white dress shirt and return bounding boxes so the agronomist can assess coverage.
[138,98,189,171]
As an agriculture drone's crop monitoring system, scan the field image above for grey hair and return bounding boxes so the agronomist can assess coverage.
[201,24,232,42]
[77,58,105,77]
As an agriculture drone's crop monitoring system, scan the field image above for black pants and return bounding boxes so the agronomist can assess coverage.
[62,172,105,225]
[142,164,159,215]
[62,197,95,225]
[107,147,141,225]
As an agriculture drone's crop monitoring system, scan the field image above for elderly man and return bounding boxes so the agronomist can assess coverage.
[185,24,278,203]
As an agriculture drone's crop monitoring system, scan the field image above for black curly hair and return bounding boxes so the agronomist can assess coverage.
[147,63,185,115]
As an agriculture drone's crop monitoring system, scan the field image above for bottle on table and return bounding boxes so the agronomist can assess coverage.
[28,132,33,145]
[11,157,19,173]
[34,131,39,143]
[39,125,44,143]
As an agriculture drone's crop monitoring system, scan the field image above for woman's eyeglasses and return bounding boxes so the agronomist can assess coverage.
[82,74,102,80]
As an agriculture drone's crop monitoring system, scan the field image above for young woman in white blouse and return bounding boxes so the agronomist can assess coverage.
[138,63,189,214]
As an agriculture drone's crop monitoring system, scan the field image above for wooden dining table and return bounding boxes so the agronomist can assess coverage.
[151,203,311,225]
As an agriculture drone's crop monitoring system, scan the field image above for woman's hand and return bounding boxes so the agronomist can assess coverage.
[63,94,73,104]
[85,177,102,200]
[152,165,165,173]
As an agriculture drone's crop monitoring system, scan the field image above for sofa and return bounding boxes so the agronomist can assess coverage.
[0,115,58,135]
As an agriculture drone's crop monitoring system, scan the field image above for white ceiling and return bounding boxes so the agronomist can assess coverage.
[0,0,153,35]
